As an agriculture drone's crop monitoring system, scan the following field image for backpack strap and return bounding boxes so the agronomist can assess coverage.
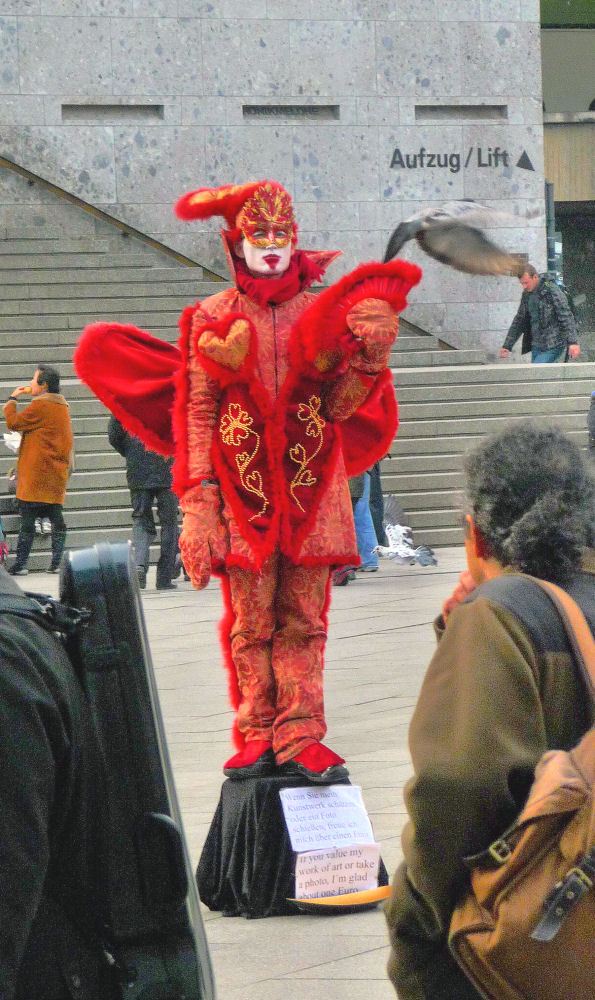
[524,575,595,706]
[0,591,90,637]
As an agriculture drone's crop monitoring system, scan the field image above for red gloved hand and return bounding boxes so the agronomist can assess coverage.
[179,485,229,590]
[347,297,399,374]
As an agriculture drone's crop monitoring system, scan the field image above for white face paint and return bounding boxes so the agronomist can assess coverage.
[240,235,292,277]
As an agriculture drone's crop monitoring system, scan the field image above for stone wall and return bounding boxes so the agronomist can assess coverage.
[0,1,546,356]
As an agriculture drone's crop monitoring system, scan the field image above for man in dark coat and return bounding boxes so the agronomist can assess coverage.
[500,264,580,363]
[0,565,116,1000]
[108,415,178,590]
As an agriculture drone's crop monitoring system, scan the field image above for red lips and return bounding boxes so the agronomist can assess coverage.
[263,254,281,268]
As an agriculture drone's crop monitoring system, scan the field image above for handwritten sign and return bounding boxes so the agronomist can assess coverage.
[279,785,375,852]
[294,844,381,899]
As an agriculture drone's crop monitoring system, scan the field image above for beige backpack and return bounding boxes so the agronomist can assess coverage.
[449,578,595,1000]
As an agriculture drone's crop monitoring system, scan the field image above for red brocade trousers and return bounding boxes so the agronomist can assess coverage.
[227,550,331,764]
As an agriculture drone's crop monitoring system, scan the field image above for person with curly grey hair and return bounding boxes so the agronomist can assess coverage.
[385,421,595,1000]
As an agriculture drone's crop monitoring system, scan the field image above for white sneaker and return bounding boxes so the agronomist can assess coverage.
[41,518,52,533]
[35,518,43,534]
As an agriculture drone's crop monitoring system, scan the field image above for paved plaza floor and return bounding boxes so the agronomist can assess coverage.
[37,544,466,1000]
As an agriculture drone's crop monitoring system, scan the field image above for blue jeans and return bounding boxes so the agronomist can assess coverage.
[354,473,379,569]
[531,346,565,363]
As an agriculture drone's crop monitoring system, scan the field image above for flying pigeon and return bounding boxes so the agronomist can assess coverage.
[383,200,527,277]
[375,495,438,567]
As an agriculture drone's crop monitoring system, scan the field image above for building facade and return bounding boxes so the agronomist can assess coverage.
[0,2,554,357]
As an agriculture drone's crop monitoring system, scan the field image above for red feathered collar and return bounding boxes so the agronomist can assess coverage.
[233,251,324,307]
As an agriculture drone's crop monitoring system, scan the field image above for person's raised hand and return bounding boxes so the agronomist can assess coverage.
[442,570,477,622]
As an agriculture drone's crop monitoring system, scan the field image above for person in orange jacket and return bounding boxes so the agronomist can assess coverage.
[75,179,421,783]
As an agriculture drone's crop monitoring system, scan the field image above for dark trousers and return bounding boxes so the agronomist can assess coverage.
[368,461,388,547]
[14,501,67,571]
[130,487,178,586]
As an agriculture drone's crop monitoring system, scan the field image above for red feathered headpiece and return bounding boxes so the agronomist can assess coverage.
[174,179,298,245]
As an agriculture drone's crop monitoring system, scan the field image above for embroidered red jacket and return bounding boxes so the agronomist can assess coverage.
[174,252,421,571]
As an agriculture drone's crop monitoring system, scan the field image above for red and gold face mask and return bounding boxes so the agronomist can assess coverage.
[237,183,296,248]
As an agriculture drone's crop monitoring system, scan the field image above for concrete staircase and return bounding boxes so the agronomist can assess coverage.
[386,361,594,547]
[0,232,226,569]
[0,229,593,566]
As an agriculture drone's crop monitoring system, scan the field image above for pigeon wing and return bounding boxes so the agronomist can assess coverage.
[419,222,523,276]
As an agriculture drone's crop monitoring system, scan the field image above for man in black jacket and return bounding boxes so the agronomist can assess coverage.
[500,265,580,363]
[0,565,116,1000]
[108,415,178,590]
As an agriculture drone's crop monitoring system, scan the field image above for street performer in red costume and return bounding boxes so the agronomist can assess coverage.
[74,179,421,784]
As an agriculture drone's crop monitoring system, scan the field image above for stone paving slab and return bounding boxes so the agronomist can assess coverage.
[33,544,466,999]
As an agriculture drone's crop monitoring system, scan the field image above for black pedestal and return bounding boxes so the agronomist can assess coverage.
[196,775,388,919]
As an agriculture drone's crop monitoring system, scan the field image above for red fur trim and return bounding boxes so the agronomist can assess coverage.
[294,259,423,373]
[171,305,197,496]
[192,311,257,385]
[340,369,399,477]
[74,322,179,456]
[295,551,361,569]
[234,250,325,307]
[217,573,243,750]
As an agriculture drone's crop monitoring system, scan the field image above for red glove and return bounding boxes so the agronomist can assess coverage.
[179,484,229,589]
[347,297,399,374]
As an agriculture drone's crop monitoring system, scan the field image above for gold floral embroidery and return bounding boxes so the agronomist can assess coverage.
[220,403,268,521]
[289,395,325,512]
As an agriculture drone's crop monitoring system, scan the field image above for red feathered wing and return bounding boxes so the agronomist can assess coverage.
[74,322,181,456]
[293,258,422,476]
[340,369,399,477]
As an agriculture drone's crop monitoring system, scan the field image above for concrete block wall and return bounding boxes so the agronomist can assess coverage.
[1,1,545,357]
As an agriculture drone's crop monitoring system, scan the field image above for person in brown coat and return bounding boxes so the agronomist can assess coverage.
[385,422,595,1000]
[3,365,73,575]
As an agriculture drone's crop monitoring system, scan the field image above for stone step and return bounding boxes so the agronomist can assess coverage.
[0,378,94,398]
[407,525,463,548]
[391,349,486,367]
[396,377,595,402]
[0,280,221,303]
[0,252,163,270]
[0,360,77,378]
[63,487,129,510]
[1,505,134,533]
[381,453,463,474]
[391,410,588,441]
[399,394,588,421]
[388,427,588,456]
[380,469,464,493]
[0,451,119,474]
[2,540,169,573]
[0,265,209,286]
[0,296,201,317]
[67,468,127,490]
[390,335,442,352]
[377,486,462,512]
[0,237,113,255]
[403,507,459,530]
[393,361,595,385]
[0,312,182,332]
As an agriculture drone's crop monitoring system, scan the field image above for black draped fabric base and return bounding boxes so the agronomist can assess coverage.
[196,775,388,919]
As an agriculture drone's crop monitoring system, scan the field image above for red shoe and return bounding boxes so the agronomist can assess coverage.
[223,740,275,780]
[279,743,349,784]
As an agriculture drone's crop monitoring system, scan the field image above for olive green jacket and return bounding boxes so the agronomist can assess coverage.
[385,552,595,1000]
